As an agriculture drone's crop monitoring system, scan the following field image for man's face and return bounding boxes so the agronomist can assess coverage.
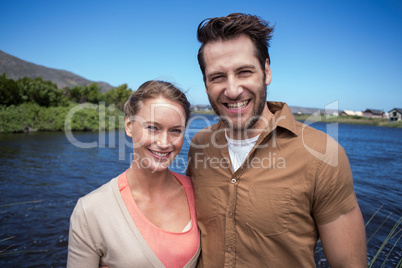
[203,35,271,133]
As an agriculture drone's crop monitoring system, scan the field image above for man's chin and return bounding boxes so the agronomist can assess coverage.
[221,118,247,131]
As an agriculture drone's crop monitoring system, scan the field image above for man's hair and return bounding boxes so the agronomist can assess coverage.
[124,80,191,125]
[197,13,274,81]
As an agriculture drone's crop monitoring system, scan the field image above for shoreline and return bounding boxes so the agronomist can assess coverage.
[0,105,401,134]
[190,112,402,128]
[293,114,402,128]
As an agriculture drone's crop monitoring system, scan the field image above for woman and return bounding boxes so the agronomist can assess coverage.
[67,80,200,268]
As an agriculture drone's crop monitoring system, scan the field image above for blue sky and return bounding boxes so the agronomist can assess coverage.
[1,0,401,112]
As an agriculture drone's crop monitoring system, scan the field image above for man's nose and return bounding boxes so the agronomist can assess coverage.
[224,77,243,99]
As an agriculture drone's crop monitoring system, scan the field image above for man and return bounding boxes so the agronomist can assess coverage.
[187,13,366,267]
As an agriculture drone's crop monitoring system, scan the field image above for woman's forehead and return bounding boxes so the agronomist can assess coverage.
[136,97,186,124]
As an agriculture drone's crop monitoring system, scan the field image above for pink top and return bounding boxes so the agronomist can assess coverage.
[118,170,199,268]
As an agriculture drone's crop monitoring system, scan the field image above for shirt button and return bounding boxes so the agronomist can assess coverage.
[228,211,233,218]
[227,247,232,253]
[231,178,236,183]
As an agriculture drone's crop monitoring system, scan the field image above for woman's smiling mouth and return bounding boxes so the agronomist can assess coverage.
[148,149,170,158]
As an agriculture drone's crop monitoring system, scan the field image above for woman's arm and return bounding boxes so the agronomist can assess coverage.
[67,199,101,268]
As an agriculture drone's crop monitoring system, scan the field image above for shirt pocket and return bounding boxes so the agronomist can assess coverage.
[246,185,292,236]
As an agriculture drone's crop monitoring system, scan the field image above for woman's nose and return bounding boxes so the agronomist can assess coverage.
[155,132,170,148]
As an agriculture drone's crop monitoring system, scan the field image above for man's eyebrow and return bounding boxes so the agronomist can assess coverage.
[206,71,225,77]
[207,65,256,75]
[236,64,256,71]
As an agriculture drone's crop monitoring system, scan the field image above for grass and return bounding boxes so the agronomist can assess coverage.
[366,206,402,267]
[191,111,402,128]
[294,114,402,128]
[315,205,401,267]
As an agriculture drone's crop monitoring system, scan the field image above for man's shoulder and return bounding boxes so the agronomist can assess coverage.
[190,121,220,144]
[293,121,346,162]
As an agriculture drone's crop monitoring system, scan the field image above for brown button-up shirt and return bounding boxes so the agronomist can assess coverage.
[187,102,357,267]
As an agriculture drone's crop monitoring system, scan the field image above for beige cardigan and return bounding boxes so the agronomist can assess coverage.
[67,176,200,268]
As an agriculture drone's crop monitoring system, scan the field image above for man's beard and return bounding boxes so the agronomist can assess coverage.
[208,80,267,133]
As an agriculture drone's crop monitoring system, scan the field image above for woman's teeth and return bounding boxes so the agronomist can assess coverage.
[150,150,169,157]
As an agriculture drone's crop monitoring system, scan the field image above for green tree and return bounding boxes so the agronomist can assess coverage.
[68,86,84,103]
[83,83,102,103]
[17,77,67,107]
[103,84,133,110]
[0,73,22,106]
[68,83,102,104]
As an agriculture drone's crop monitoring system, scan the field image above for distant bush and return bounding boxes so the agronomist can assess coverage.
[0,74,135,133]
[0,102,124,133]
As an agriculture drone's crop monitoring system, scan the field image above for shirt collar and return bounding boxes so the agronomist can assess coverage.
[267,101,298,137]
[212,101,298,145]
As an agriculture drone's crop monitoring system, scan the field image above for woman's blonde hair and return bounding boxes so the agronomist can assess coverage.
[124,80,191,125]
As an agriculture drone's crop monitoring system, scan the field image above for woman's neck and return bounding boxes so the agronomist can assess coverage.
[126,165,179,198]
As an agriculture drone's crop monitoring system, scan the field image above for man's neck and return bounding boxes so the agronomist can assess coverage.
[226,104,273,140]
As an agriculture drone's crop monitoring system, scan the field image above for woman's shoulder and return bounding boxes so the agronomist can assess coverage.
[72,176,122,224]
[78,177,119,207]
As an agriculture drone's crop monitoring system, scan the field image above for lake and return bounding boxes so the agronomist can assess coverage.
[0,114,401,267]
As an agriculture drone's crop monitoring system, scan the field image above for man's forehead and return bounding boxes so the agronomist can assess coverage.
[203,37,260,72]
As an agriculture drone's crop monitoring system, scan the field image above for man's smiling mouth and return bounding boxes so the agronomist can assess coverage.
[225,100,250,110]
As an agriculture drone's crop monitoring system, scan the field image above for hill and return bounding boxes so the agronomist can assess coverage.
[0,50,114,92]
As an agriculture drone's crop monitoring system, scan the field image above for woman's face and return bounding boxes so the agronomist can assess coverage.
[125,96,186,173]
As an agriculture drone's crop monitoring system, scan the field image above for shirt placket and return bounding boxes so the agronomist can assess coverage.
[224,172,238,267]
[219,141,241,268]
[221,134,264,267]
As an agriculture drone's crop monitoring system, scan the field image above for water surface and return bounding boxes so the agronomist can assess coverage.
[0,116,400,267]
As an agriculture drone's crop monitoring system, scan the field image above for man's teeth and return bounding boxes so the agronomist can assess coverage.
[151,150,169,157]
[227,101,249,109]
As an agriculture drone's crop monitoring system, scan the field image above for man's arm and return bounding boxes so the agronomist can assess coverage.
[318,204,367,267]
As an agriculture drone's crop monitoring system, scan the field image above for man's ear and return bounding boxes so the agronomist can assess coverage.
[204,79,209,93]
[264,59,272,86]
[125,117,133,137]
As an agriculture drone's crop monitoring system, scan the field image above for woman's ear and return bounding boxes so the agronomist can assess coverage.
[125,117,133,137]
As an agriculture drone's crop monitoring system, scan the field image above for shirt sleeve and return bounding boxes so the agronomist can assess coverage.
[67,198,101,268]
[312,137,357,225]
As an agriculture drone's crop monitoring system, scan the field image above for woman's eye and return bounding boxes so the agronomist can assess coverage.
[171,129,182,134]
[147,126,157,131]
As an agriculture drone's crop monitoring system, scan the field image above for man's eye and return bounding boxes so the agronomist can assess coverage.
[239,70,252,76]
[211,75,224,82]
